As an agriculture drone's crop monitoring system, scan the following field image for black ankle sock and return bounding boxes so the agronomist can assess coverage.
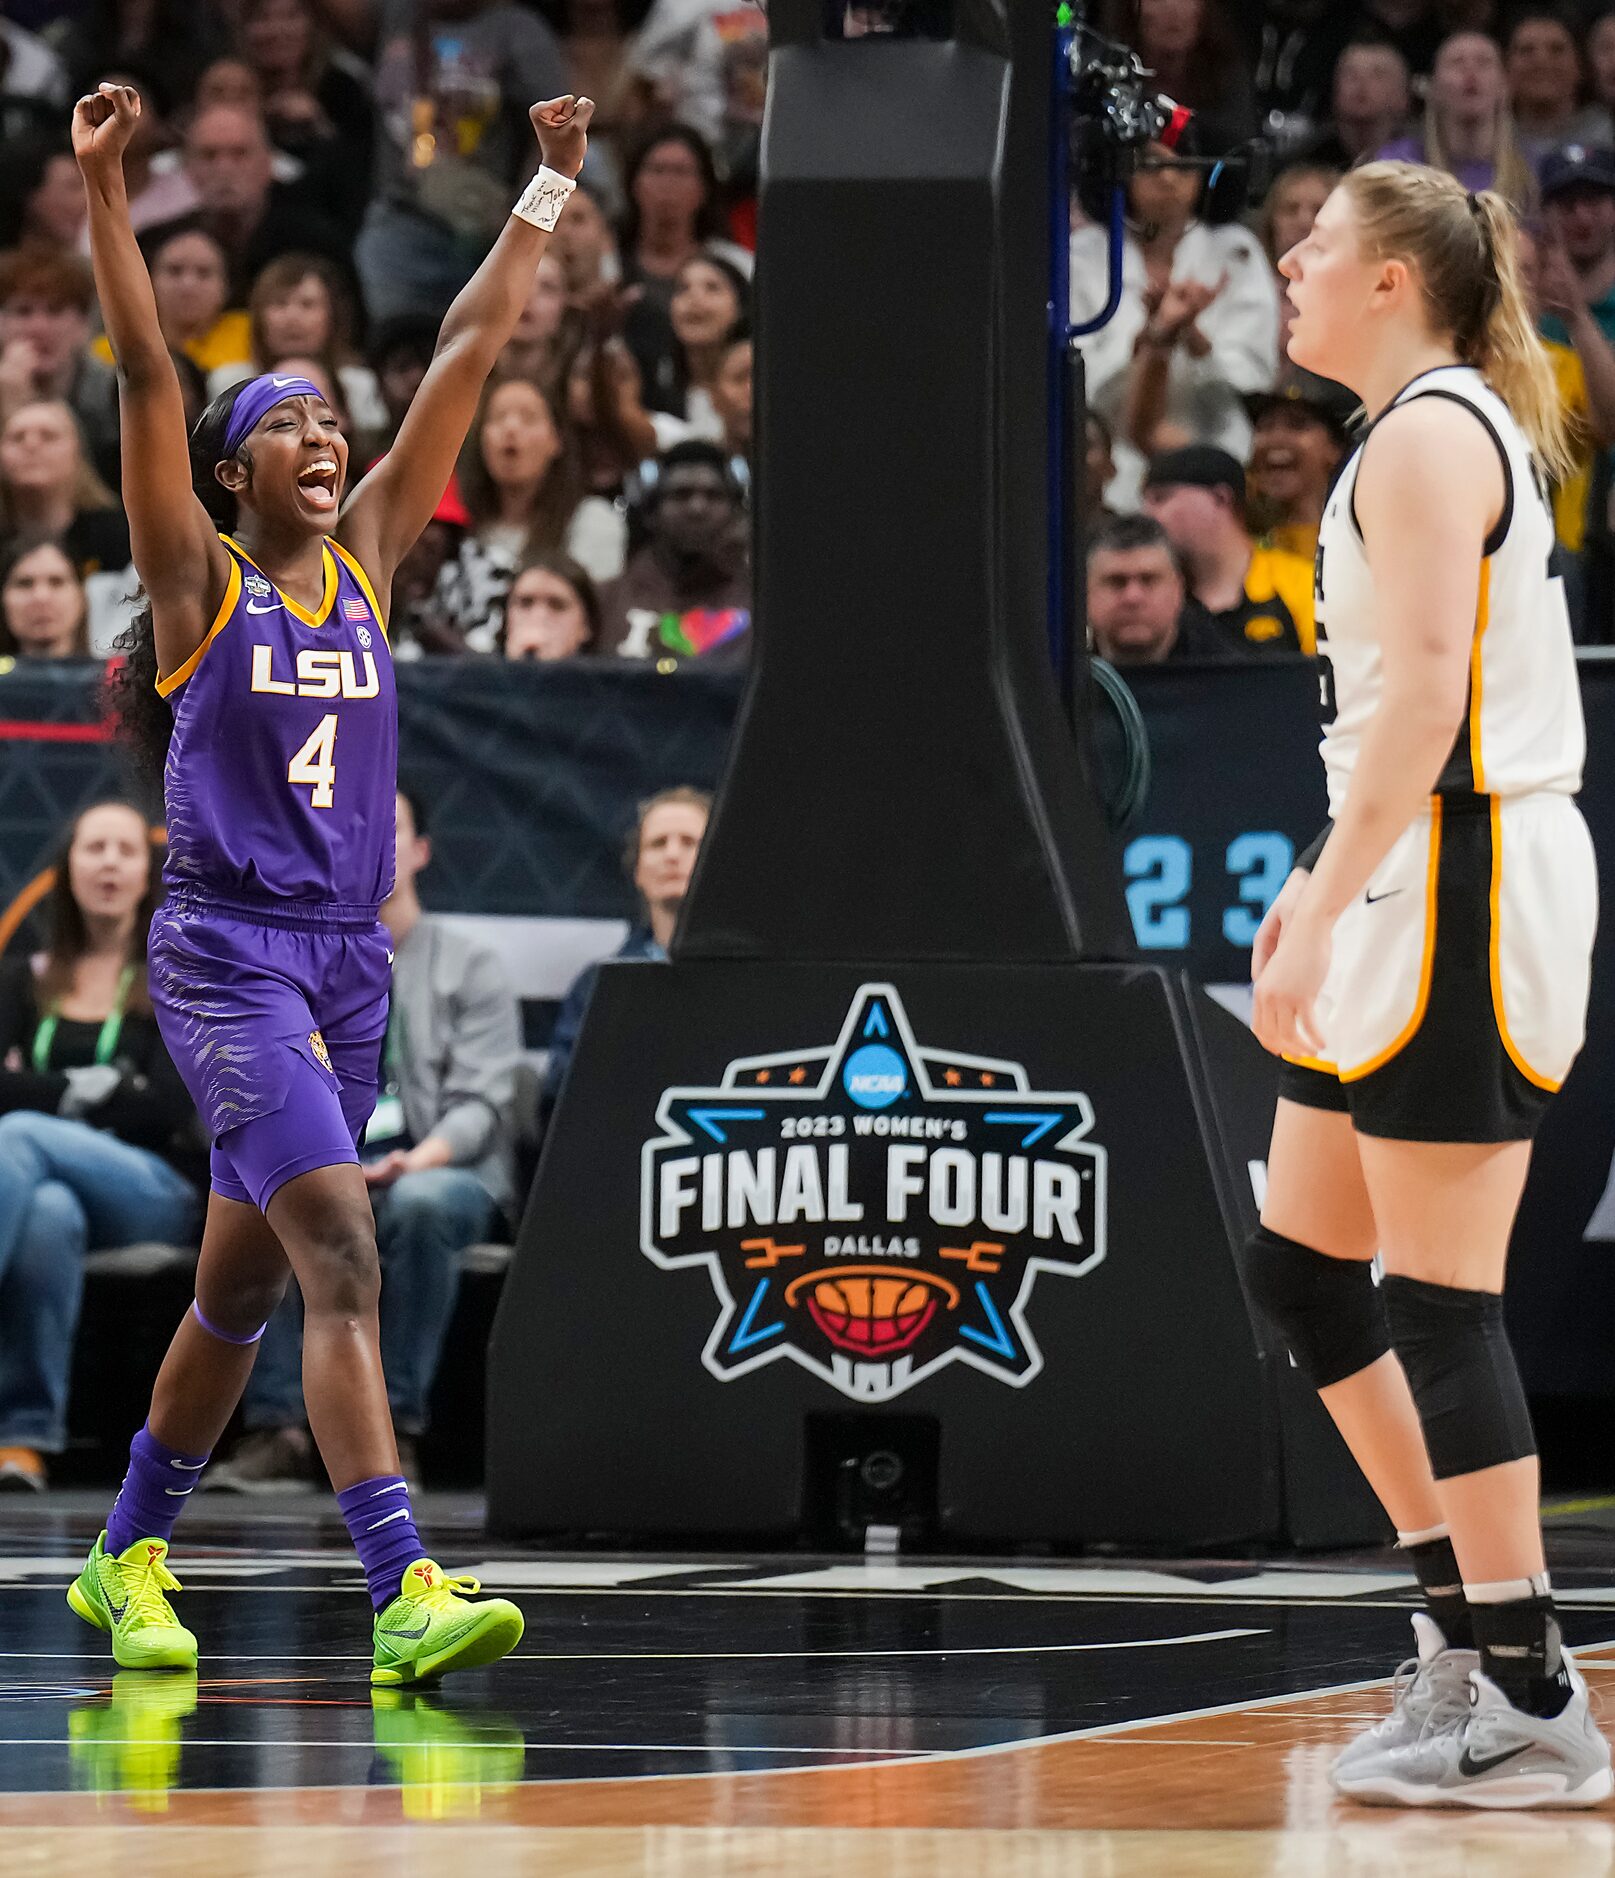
[1405,1534,1474,1650]
[1471,1597,1573,1719]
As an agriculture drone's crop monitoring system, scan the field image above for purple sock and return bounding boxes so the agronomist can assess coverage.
[104,1422,210,1557]
[337,1475,424,1610]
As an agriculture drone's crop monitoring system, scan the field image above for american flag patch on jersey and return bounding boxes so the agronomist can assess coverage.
[344,597,369,621]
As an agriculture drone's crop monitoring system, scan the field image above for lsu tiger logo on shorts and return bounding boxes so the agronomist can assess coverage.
[308,1029,333,1074]
[640,984,1108,1403]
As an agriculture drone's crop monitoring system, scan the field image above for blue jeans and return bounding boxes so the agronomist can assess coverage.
[245,1166,496,1436]
[0,1111,201,1452]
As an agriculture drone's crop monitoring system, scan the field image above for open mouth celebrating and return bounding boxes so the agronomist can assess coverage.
[296,459,340,510]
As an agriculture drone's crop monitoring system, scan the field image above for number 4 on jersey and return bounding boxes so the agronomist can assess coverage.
[288,714,338,808]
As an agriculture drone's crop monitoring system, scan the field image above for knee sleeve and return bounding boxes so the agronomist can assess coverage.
[1243,1225,1390,1388]
[1381,1273,1536,1480]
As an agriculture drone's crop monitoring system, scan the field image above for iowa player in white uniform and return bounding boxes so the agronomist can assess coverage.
[1247,161,1609,1809]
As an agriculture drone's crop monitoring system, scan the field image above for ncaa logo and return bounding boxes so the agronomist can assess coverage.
[641,985,1109,1403]
[844,1044,906,1110]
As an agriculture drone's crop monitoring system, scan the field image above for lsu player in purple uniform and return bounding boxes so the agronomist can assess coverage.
[66,80,593,1684]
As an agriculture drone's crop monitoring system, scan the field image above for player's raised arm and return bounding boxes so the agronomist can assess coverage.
[337,95,595,604]
[74,83,231,674]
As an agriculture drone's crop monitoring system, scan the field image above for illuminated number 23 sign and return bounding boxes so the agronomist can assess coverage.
[1122,832,1295,952]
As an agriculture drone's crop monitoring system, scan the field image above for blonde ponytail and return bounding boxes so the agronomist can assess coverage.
[1469,191,1575,483]
[1344,162,1575,483]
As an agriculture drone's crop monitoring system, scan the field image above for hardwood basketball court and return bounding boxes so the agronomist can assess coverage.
[6,1494,1615,1873]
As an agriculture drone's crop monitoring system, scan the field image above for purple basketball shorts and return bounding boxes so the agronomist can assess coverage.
[148,893,390,1213]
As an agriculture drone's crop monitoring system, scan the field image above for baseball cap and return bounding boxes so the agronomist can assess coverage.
[1540,145,1615,202]
[1244,368,1359,442]
[1142,443,1246,504]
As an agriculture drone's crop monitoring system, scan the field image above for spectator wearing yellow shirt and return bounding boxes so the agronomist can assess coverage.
[1518,219,1615,559]
[91,221,251,381]
[1243,369,1355,563]
[1142,444,1316,657]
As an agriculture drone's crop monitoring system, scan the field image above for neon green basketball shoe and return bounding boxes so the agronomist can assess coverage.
[371,1559,524,1686]
[67,1532,198,1671]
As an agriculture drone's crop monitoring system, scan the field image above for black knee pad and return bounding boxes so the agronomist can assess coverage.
[1243,1225,1390,1388]
[1381,1273,1537,1480]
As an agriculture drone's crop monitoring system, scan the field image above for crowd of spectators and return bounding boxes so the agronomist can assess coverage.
[1078,0,1615,662]
[0,0,763,668]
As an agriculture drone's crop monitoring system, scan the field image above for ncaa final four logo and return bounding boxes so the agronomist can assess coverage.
[640,985,1108,1402]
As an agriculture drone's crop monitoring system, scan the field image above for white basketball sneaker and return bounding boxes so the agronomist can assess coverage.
[1332,1613,1478,1780]
[1333,1660,1613,1809]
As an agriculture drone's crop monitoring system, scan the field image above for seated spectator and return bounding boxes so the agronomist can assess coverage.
[1541,145,1615,351]
[598,439,751,663]
[239,0,375,234]
[551,177,624,300]
[91,222,253,382]
[1086,513,1227,665]
[208,788,519,1491]
[0,248,120,488]
[172,102,350,305]
[1518,220,1615,575]
[0,400,130,581]
[541,786,711,1112]
[387,485,473,659]
[624,0,769,154]
[501,551,600,659]
[1376,32,1537,210]
[1073,137,1280,509]
[1506,11,1612,168]
[0,800,204,1492]
[1243,370,1355,561]
[315,0,567,324]
[1304,39,1412,171]
[366,314,439,454]
[214,253,388,443]
[0,539,92,661]
[1142,444,1316,656]
[0,139,87,253]
[619,127,753,397]
[194,56,267,117]
[439,375,626,648]
[499,252,587,410]
[1259,162,1340,357]
[600,254,749,455]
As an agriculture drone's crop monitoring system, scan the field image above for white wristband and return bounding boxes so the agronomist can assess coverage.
[513,165,577,233]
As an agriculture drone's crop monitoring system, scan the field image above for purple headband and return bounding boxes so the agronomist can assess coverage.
[222,374,328,456]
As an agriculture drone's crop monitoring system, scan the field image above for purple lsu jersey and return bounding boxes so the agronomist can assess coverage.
[159,534,397,913]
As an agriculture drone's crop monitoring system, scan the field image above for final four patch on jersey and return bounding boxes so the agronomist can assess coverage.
[308,1030,333,1074]
[245,574,273,598]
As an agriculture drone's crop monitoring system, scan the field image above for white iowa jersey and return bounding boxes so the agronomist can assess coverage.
[1315,365,1585,819]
